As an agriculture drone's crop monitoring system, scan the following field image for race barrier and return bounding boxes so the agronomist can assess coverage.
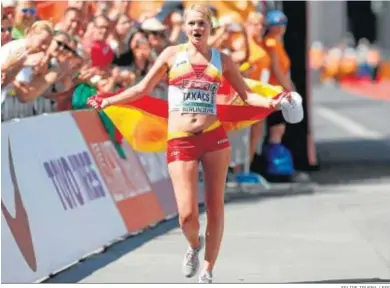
[1,110,205,283]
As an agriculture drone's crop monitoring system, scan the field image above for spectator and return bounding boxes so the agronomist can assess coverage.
[67,1,90,38]
[86,15,122,93]
[208,0,256,25]
[67,0,89,15]
[129,34,153,83]
[263,10,296,179]
[85,15,114,69]
[55,7,82,37]
[245,11,271,163]
[208,17,227,48]
[113,0,130,15]
[42,31,83,98]
[94,0,114,17]
[211,15,249,65]
[32,35,80,115]
[1,20,53,90]
[1,20,53,122]
[212,16,250,179]
[1,0,16,24]
[110,29,148,89]
[111,29,167,95]
[6,30,78,105]
[108,13,134,57]
[165,10,186,44]
[141,17,167,59]
[321,47,342,82]
[12,0,37,40]
[338,47,358,80]
[1,1,308,128]
[2,12,13,45]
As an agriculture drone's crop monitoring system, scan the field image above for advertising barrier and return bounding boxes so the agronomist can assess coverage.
[72,111,166,233]
[135,151,179,218]
[1,110,208,283]
[1,114,128,283]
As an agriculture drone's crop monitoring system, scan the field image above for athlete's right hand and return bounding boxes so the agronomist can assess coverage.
[86,95,109,110]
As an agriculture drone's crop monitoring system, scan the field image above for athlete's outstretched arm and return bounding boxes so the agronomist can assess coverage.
[221,53,281,109]
[90,46,174,109]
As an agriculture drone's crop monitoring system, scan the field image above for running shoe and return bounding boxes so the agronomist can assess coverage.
[182,235,204,277]
[198,269,213,283]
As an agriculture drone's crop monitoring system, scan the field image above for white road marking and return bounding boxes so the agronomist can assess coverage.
[316,106,384,140]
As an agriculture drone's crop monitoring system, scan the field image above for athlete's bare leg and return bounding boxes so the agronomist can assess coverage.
[200,146,231,273]
[168,160,201,249]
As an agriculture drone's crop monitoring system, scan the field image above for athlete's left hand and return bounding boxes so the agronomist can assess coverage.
[270,91,291,110]
[278,91,304,124]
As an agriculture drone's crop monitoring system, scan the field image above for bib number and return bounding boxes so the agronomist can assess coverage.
[181,88,216,114]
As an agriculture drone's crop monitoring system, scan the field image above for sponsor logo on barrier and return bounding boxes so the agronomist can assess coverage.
[2,138,37,271]
[2,113,129,283]
[90,141,150,200]
[72,110,165,232]
[43,151,106,210]
[135,151,178,217]
[136,152,169,184]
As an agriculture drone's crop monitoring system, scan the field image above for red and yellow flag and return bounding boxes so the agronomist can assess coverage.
[103,78,283,153]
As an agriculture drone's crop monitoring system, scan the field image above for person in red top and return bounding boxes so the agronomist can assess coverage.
[81,15,119,93]
[89,15,115,70]
[87,4,298,283]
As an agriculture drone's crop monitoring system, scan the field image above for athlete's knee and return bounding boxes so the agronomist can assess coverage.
[178,209,199,227]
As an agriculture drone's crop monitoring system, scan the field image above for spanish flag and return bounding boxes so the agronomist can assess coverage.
[102,78,283,153]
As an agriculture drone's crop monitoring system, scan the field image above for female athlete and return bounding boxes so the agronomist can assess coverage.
[87,4,295,283]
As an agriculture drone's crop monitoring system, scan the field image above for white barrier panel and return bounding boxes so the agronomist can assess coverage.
[1,113,127,283]
[134,150,181,215]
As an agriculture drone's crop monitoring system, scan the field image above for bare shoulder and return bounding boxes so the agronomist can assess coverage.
[219,50,234,74]
[219,50,230,61]
[162,45,182,67]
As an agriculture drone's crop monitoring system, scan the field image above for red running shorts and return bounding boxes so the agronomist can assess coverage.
[167,124,231,164]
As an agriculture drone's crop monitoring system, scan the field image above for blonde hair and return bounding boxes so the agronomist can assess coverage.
[184,4,212,27]
[25,20,54,36]
[247,12,264,24]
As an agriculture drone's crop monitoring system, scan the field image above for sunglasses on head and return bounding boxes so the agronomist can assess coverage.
[21,8,36,15]
[149,31,164,37]
[1,27,12,33]
[55,40,77,55]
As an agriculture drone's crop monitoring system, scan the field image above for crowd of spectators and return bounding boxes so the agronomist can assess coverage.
[1,0,280,122]
[1,1,170,120]
[3,0,307,183]
[310,35,390,83]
